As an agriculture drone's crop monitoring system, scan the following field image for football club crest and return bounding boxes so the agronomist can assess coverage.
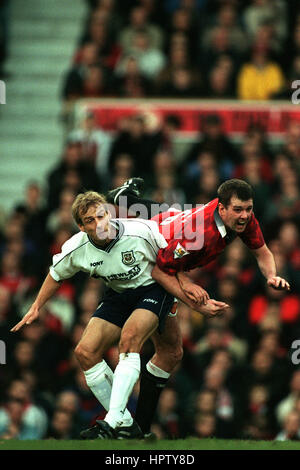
[121,250,136,266]
[173,243,190,259]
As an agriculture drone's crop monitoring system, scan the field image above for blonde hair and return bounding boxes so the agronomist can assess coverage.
[71,191,107,226]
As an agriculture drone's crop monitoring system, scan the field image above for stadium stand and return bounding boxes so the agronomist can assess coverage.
[0,0,299,441]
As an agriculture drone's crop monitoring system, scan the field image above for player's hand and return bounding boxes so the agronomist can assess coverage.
[10,304,40,332]
[267,276,290,291]
[182,283,210,305]
[195,299,229,318]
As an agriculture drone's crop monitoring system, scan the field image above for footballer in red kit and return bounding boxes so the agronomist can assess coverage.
[152,197,265,276]
[107,178,290,306]
[105,177,291,437]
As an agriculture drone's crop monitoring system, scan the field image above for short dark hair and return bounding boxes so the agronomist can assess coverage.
[217,179,253,207]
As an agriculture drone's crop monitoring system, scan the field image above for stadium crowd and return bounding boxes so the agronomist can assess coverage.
[0,0,300,441]
[61,0,299,103]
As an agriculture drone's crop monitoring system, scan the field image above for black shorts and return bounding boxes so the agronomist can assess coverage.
[92,283,175,333]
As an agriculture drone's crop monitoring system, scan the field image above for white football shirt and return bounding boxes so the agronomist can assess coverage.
[50,218,167,293]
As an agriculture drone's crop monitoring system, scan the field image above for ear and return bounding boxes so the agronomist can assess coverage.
[218,202,225,214]
[78,224,85,233]
[106,209,112,221]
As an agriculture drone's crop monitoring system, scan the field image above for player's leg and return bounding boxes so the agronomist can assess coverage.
[135,312,183,435]
[104,308,159,430]
[74,316,134,432]
[106,176,159,219]
[74,317,120,370]
[74,317,121,414]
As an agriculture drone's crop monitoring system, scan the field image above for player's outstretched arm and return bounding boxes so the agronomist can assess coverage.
[10,273,61,332]
[252,244,291,291]
[152,264,228,317]
[176,271,210,305]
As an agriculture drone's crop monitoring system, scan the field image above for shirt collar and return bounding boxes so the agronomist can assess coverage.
[88,220,124,252]
[214,206,227,238]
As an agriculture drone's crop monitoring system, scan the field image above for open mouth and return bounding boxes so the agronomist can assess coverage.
[236,221,247,229]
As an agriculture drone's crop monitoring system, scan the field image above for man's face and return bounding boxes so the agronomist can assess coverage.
[79,204,112,246]
[218,196,253,233]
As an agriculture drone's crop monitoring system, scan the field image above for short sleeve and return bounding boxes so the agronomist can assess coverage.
[156,239,198,275]
[49,242,80,281]
[240,214,265,250]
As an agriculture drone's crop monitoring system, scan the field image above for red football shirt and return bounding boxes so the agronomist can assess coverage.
[151,198,265,275]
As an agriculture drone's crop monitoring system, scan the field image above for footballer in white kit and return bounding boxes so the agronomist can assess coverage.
[50,217,175,331]
[11,189,227,441]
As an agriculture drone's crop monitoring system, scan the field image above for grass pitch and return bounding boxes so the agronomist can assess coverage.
[1,438,300,450]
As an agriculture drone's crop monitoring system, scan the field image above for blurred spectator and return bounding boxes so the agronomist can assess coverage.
[118,5,164,52]
[46,409,76,440]
[276,370,300,426]
[47,140,100,212]
[148,171,185,207]
[275,410,300,441]
[167,7,199,57]
[205,59,236,98]
[183,114,240,180]
[108,114,161,178]
[118,29,166,81]
[285,23,300,70]
[237,46,285,100]
[201,3,247,55]
[0,250,34,297]
[14,182,48,253]
[79,11,122,70]
[46,188,78,236]
[113,55,153,97]
[188,168,220,205]
[156,39,202,96]
[152,387,180,438]
[68,111,112,186]
[242,414,271,440]
[158,67,201,98]
[193,412,216,438]
[0,379,48,439]
[195,323,247,365]
[62,43,105,101]
[200,25,241,77]
[245,348,289,408]
[242,384,273,437]
[63,61,111,105]
[243,0,287,45]
[201,364,235,436]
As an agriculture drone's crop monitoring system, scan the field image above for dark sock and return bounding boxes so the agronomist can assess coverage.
[135,367,168,434]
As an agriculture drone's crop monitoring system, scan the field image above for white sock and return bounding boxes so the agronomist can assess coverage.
[146,361,171,379]
[105,353,140,429]
[83,360,133,426]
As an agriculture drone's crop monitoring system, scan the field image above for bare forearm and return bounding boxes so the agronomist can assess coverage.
[176,271,191,289]
[256,249,276,279]
[11,273,61,332]
[252,244,290,291]
[152,265,197,307]
[34,273,61,308]
[152,265,229,317]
